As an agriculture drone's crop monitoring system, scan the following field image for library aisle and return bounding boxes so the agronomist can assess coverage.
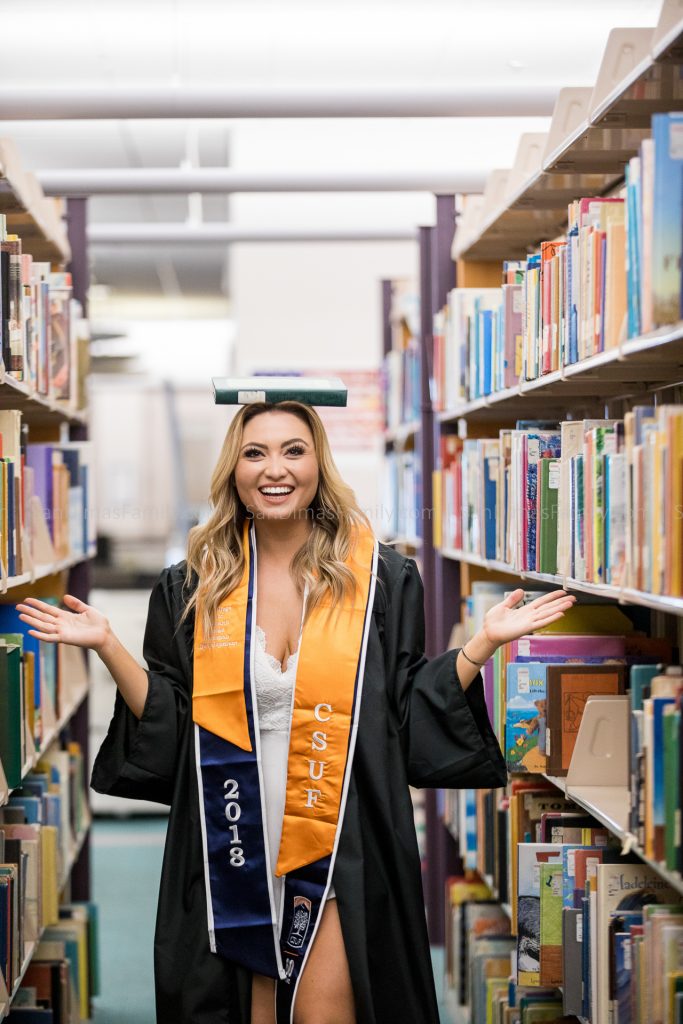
[1,1,683,1022]
[90,818,165,1024]
[90,815,455,1023]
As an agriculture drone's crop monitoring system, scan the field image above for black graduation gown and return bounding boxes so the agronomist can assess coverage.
[90,542,508,1024]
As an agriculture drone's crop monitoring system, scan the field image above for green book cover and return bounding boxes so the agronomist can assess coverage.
[539,862,563,988]
[576,455,584,579]
[212,376,348,407]
[538,457,559,573]
[67,900,101,998]
[593,426,615,583]
[522,1006,565,1023]
[630,665,661,713]
[664,706,681,871]
[0,643,22,788]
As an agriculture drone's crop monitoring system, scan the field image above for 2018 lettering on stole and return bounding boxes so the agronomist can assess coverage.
[223,778,245,866]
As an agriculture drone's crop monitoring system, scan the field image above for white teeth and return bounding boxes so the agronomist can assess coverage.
[260,487,293,495]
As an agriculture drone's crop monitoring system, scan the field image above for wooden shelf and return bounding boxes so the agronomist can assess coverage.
[0,371,88,427]
[0,546,96,597]
[0,139,70,264]
[453,12,683,262]
[540,774,683,897]
[436,321,683,424]
[384,419,421,447]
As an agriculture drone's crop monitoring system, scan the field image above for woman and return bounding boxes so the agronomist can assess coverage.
[16,400,575,1024]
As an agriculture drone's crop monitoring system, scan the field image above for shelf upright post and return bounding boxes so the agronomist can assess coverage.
[66,198,89,314]
[65,196,92,902]
[419,201,462,947]
[431,196,461,655]
[418,225,437,655]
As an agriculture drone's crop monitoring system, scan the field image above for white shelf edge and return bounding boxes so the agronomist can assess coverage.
[538,773,683,896]
[384,418,421,446]
[589,47,655,127]
[436,320,683,423]
[2,678,91,807]
[652,10,683,60]
[454,164,544,261]
[0,547,95,596]
[0,371,87,425]
[542,116,591,172]
[456,17,683,261]
[439,545,683,618]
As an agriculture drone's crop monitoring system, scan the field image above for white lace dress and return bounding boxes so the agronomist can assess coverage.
[254,594,336,917]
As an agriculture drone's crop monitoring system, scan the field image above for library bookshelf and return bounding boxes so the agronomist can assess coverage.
[383,2,683,1020]
[0,157,94,1020]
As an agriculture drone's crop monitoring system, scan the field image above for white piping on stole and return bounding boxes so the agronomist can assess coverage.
[249,523,288,980]
[193,722,217,953]
[288,537,379,1024]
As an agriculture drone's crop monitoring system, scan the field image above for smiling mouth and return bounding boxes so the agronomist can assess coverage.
[258,487,294,496]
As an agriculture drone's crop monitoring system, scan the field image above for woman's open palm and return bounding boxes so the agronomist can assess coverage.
[15,595,109,651]
[483,587,577,648]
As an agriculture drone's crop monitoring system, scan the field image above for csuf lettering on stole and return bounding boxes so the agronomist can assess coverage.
[304,703,333,808]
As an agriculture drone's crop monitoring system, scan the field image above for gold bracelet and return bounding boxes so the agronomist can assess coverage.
[460,643,488,667]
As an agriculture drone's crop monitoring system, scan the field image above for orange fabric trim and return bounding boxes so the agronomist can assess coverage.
[192,519,376,875]
[192,525,253,752]
[276,526,374,876]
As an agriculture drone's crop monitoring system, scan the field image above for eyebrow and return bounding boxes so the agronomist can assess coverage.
[241,437,309,451]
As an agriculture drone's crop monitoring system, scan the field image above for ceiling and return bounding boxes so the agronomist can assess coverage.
[0,0,664,299]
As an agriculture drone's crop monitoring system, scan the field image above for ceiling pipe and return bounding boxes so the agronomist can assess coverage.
[38,167,487,196]
[1,84,557,120]
[87,223,419,244]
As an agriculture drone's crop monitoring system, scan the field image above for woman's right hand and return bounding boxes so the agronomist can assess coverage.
[15,594,111,653]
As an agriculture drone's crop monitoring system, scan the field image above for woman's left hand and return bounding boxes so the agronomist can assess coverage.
[482,587,577,648]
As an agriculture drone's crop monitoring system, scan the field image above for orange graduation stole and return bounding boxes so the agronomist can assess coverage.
[191,517,378,1004]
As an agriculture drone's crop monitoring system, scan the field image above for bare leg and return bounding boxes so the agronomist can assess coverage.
[251,973,276,1024]
[293,899,356,1024]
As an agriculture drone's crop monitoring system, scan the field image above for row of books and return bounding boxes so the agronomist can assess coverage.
[0,409,95,578]
[440,586,683,1020]
[444,822,683,1024]
[464,585,681,871]
[26,438,96,564]
[0,142,95,1024]
[0,616,89,789]
[432,112,683,410]
[382,282,421,430]
[0,138,70,263]
[382,448,422,544]
[0,746,92,1003]
[3,902,98,1022]
[0,214,88,409]
[434,409,683,597]
[382,344,420,431]
[503,652,681,878]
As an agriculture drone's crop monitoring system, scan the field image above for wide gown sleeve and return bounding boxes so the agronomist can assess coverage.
[90,567,190,805]
[385,557,508,790]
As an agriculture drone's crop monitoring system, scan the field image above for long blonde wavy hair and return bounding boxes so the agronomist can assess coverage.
[179,400,377,640]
